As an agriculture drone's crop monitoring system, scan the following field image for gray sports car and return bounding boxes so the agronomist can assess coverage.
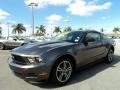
[8,30,115,85]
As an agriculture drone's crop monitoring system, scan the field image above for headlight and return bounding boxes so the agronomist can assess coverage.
[27,57,42,64]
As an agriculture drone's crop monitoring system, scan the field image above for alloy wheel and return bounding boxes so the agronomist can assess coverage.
[0,43,4,50]
[108,50,113,62]
[56,60,72,83]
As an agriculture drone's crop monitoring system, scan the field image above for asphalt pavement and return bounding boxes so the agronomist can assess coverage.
[0,39,120,90]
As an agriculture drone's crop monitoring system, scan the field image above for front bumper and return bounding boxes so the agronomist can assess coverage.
[8,57,50,82]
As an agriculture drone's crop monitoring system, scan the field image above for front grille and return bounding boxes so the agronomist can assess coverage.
[12,54,29,65]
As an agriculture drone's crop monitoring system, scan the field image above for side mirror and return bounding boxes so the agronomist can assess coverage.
[85,38,95,42]
[13,38,17,41]
[83,38,95,45]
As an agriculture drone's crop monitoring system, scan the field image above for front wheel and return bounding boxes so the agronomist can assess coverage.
[105,49,114,64]
[0,43,5,50]
[50,57,74,85]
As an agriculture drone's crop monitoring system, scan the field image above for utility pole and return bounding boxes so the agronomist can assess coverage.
[0,22,2,38]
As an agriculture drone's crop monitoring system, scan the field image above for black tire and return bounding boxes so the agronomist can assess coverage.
[105,49,114,64]
[0,43,5,50]
[50,57,74,85]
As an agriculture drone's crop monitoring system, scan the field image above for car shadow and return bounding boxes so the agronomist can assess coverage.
[29,55,120,89]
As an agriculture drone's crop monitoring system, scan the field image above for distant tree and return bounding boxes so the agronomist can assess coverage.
[36,25,46,36]
[113,27,120,33]
[12,23,26,36]
[53,26,61,34]
[63,26,72,32]
[0,26,2,37]
[78,28,83,30]
[100,28,104,33]
[85,29,91,31]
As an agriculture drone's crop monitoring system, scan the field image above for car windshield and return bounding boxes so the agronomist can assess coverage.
[52,31,83,43]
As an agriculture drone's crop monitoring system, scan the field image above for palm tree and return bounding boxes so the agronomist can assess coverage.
[36,25,46,36]
[63,26,72,32]
[113,27,120,33]
[12,23,26,36]
[53,26,61,34]
[100,28,104,33]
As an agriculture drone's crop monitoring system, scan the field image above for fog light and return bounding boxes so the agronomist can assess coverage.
[37,72,48,76]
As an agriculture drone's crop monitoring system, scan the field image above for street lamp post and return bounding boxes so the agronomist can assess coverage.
[7,22,10,40]
[0,23,2,37]
[28,3,38,35]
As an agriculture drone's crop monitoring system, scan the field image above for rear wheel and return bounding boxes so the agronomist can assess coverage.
[50,57,74,85]
[105,49,114,64]
[0,43,5,50]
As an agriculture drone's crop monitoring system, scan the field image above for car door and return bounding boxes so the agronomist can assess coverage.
[4,37,16,46]
[76,32,103,66]
[5,37,21,47]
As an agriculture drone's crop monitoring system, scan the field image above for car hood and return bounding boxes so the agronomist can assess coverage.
[12,41,75,56]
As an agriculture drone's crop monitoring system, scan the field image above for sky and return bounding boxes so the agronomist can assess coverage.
[0,0,120,36]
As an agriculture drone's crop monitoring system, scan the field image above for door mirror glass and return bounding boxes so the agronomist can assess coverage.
[13,38,17,41]
[85,37,95,42]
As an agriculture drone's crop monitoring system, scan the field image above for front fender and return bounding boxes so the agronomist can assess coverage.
[41,45,75,67]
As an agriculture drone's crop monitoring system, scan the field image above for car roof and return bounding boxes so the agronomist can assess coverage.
[71,30,101,34]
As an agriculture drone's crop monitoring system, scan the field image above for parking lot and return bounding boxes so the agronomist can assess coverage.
[0,39,120,90]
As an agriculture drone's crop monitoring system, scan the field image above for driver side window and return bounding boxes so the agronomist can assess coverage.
[85,32,101,42]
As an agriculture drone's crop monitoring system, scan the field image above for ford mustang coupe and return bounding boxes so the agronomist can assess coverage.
[8,30,115,85]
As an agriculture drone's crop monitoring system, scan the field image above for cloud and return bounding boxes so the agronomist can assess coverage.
[67,0,112,16]
[45,14,63,25]
[24,0,72,8]
[46,0,72,6]
[23,24,32,36]
[0,23,8,30]
[24,0,112,16]
[64,19,70,22]
[44,14,63,36]
[0,23,12,36]
[0,9,10,20]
